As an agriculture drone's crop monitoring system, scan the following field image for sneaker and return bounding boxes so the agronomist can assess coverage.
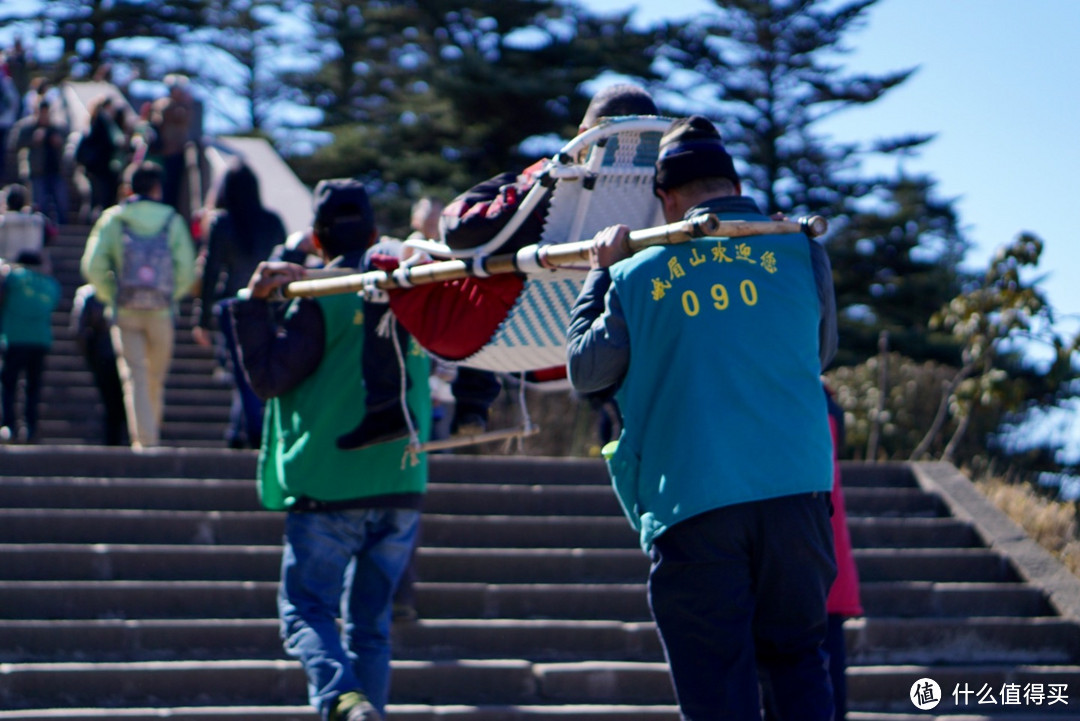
[336,403,414,451]
[331,691,383,721]
[451,410,488,437]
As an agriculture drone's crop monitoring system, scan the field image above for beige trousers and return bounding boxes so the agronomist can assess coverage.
[111,310,174,448]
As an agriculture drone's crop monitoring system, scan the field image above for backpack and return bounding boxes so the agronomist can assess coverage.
[116,212,176,311]
[75,132,97,167]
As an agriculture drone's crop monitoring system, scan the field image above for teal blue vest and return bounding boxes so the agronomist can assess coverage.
[608,222,833,551]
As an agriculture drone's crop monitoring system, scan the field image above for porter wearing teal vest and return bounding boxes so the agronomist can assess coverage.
[608,220,833,551]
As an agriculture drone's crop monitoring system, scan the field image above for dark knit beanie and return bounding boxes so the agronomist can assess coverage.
[654,115,739,193]
[312,178,375,257]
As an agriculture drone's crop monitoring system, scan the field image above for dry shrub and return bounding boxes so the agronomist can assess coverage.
[976,476,1080,578]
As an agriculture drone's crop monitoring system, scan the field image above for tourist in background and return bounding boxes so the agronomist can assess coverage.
[192,158,286,448]
[0,250,60,444]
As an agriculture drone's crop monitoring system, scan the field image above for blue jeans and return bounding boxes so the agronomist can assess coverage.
[648,493,836,720]
[32,174,68,224]
[278,508,421,718]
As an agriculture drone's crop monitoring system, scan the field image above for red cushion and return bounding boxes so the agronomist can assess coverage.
[388,274,525,361]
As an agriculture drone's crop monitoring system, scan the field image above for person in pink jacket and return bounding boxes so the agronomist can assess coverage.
[764,384,862,721]
[824,384,863,721]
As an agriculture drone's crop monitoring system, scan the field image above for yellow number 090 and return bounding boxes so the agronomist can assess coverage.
[681,280,759,317]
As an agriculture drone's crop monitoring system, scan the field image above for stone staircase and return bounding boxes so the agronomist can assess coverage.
[1,447,1079,719]
[36,223,232,447]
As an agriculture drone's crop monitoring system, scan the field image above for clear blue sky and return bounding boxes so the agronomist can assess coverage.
[586,0,1080,457]
[584,0,1080,330]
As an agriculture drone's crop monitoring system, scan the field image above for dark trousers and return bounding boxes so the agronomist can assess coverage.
[161,152,185,211]
[88,167,120,215]
[217,298,263,447]
[86,351,127,446]
[764,614,848,721]
[648,493,836,720]
[1,344,47,439]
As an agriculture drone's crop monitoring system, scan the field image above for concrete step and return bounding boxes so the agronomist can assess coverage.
[38,402,231,424]
[48,337,220,361]
[6,616,1078,667]
[0,705,685,721]
[0,711,1066,721]
[843,487,948,518]
[859,582,1052,618]
[42,369,236,391]
[43,355,221,375]
[0,521,1022,582]
[0,580,278,620]
[840,463,919,488]
[39,384,234,408]
[0,517,982,569]
[844,616,1080,665]
[0,477,957,533]
[5,660,1078,713]
[0,449,611,485]
[0,477,262,511]
[0,580,1052,622]
[0,446,257,480]
[847,664,1080,714]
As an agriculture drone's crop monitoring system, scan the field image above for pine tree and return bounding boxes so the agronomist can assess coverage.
[663,0,968,364]
[288,0,661,234]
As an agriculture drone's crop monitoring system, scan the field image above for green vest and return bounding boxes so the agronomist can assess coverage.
[257,293,432,511]
[608,226,833,551]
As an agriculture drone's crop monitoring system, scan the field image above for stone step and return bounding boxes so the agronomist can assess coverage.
[39,384,234,407]
[1,711,1074,721]
[36,419,229,443]
[0,482,971,550]
[859,582,1052,618]
[847,664,1080,714]
[0,704,689,721]
[0,711,1068,721]
[48,337,219,361]
[0,580,1052,622]
[5,616,1078,667]
[0,513,981,561]
[843,616,1080,665]
[0,477,262,511]
[0,447,258,480]
[3,660,1078,712]
[42,369,235,390]
[840,463,919,488]
[0,528,1020,583]
[0,477,952,527]
[37,402,231,423]
[42,355,221,375]
[0,451,923,493]
[853,549,1018,584]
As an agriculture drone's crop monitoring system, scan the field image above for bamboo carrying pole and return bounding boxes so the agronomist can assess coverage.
[281,214,828,300]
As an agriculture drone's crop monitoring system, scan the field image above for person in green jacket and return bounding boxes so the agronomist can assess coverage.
[232,178,430,721]
[0,250,60,442]
[80,161,196,449]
